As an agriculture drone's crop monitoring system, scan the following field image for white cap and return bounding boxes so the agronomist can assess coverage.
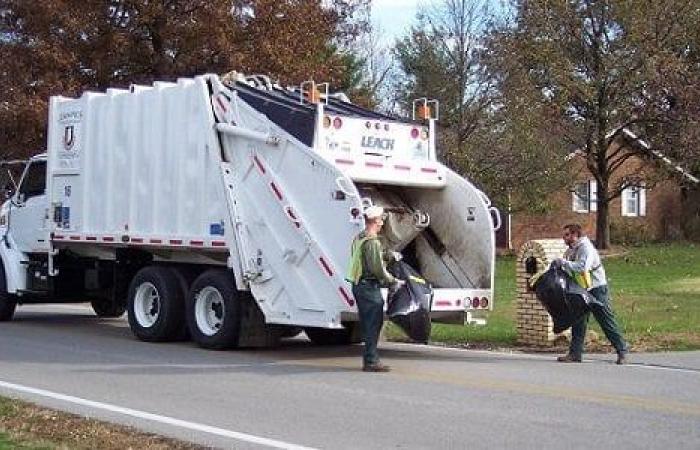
[364,205,385,220]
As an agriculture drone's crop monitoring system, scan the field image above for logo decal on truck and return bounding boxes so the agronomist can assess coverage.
[467,207,476,222]
[64,126,75,150]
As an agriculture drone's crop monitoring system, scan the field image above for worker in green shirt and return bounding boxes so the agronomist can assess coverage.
[347,205,405,372]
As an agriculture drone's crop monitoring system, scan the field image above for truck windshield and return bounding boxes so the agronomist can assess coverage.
[19,161,47,200]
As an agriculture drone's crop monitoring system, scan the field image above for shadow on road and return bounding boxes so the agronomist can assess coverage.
[0,308,560,379]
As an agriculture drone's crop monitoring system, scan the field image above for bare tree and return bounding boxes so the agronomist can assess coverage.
[491,0,700,248]
[395,0,497,153]
[393,0,569,209]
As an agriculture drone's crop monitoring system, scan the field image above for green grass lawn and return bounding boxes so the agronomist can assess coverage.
[388,242,700,351]
[605,243,700,350]
[0,435,48,450]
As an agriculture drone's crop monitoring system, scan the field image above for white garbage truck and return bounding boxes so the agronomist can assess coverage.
[0,73,500,348]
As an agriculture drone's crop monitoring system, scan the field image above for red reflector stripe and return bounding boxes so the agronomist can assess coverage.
[216,95,227,112]
[394,165,411,171]
[69,236,81,241]
[339,287,355,306]
[53,235,64,240]
[169,239,183,245]
[211,241,226,247]
[270,182,283,201]
[85,236,97,241]
[365,162,383,168]
[190,240,204,246]
[434,300,452,307]
[131,237,144,243]
[253,155,266,174]
[421,167,438,173]
[335,159,354,165]
[102,236,115,242]
[150,239,162,244]
[319,257,333,276]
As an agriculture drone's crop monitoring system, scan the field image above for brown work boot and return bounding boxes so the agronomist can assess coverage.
[557,354,582,363]
[363,362,391,372]
[616,352,628,365]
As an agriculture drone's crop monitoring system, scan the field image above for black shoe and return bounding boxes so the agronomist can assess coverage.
[362,363,391,372]
[616,352,628,365]
[557,354,582,363]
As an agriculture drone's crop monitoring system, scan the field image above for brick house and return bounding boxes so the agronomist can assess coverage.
[496,129,699,251]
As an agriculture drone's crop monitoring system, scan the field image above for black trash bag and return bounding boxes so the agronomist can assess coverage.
[387,261,433,343]
[531,266,600,334]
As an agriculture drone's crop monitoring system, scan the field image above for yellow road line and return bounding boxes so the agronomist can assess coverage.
[281,358,700,418]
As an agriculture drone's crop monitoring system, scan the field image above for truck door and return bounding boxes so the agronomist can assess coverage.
[8,160,49,253]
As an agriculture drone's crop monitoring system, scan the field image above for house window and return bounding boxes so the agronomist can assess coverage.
[572,180,597,213]
[621,184,646,217]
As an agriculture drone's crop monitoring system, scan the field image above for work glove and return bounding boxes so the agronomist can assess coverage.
[392,251,403,262]
[394,279,406,289]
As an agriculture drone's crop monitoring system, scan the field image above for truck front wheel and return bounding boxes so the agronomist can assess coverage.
[186,269,241,350]
[0,263,16,322]
[127,266,186,342]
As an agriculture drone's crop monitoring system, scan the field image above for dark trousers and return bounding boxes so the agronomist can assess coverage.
[352,279,384,366]
[570,284,627,357]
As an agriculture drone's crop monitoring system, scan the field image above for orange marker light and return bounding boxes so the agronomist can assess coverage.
[309,88,321,104]
[417,104,432,120]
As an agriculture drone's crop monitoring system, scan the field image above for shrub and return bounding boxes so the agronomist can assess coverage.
[610,220,654,245]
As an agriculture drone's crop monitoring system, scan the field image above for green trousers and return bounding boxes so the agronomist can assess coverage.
[352,279,384,366]
[570,284,627,357]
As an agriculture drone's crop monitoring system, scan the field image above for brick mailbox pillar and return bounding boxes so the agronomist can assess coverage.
[516,239,568,346]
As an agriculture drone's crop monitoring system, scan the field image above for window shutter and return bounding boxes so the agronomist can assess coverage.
[621,187,630,217]
[639,183,646,217]
[589,179,597,212]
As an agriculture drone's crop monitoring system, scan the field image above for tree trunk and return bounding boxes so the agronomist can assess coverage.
[596,197,611,249]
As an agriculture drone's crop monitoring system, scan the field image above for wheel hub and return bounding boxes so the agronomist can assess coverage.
[195,286,225,336]
[134,282,160,328]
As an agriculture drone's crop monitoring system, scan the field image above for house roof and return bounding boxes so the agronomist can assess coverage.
[607,128,699,185]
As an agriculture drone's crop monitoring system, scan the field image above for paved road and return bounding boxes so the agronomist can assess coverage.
[0,304,699,449]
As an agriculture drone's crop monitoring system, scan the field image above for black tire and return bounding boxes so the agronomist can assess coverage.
[90,299,126,318]
[305,323,359,346]
[0,262,16,322]
[171,267,193,341]
[186,269,241,350]
[127,266,186,342]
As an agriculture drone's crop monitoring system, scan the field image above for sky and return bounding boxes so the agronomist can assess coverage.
[371,0,422,42]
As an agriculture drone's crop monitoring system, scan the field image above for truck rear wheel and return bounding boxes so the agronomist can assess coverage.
[186,269,240,350]
[0,263,16,322]
[127,266,186,342]
[90,299,126,318]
